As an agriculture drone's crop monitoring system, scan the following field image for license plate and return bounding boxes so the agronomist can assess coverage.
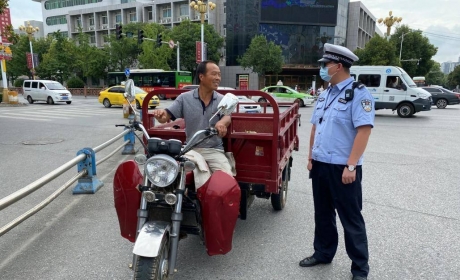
[246,111,258,113]
[62,97,68,100]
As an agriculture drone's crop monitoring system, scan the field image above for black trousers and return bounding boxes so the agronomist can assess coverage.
[310,160,369,277]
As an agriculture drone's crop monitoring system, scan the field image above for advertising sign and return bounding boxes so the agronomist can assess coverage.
[0,8,11,44]
[196,41,208,63]
[238,74,249,90]
[260,0,338,26]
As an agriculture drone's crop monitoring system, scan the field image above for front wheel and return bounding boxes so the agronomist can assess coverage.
[396,103,414,118]
[258,98,267,103]
[103,98,112,108]
[47,96,54,105]
[133,235,170,280]
[66,101,72,104]
[157,94,166,100]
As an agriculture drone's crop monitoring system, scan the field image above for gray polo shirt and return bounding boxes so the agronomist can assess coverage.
[166,89,224,150]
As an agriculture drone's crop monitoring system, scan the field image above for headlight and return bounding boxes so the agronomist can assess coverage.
[144,154,179,187]
[418,93,430,99]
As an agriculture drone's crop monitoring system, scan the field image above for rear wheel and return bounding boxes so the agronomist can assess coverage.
[103,98,112,108]
[436,98,447,109]
[396,103,414,118]
[258,98,267,103]
[27,96,34,104]
[47,96,54,105]
[295,98,305,107]
[150,106,156,109]
[133,235,170,280]
[271,166,289,211]
[158,94,166,100]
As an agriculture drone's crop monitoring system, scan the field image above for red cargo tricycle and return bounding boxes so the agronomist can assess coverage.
[113,83,300,279]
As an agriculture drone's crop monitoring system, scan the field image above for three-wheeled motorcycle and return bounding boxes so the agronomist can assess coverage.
[113,80,300,279]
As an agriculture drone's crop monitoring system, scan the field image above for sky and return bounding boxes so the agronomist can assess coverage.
[8,0,460,64]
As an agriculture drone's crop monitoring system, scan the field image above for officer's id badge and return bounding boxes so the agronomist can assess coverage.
[338,98,347,104]
[361,99,372,112]
[318,97,325,102]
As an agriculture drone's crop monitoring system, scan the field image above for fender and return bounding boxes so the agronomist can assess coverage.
[133,221,170,257]
[113,160,143,242]
[197,170,241,256]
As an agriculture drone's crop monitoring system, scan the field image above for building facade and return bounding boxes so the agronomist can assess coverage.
[441,60,460,75]
[346,1,377,51]
[31,0,379,90]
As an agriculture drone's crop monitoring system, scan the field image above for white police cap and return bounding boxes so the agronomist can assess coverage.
[318,43,359,68]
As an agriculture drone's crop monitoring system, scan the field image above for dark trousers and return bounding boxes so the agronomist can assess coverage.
[310,160,369,277]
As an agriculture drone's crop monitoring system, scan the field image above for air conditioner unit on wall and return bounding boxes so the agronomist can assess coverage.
[185,16,189,20]
[88,26,94,31]
[195,15,200,20]
[205,14,208,20]
[102,25,107,29]
[166,18,171,23]
[178,17,182,22]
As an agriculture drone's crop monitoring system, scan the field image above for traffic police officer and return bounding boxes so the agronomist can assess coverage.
[299,43,375,280]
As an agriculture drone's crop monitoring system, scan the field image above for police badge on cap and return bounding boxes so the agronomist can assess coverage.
[318,43,359,68]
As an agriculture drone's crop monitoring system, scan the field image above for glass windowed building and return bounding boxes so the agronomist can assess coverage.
[226,0,350,89]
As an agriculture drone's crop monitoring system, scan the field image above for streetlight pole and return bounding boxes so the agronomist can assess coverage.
[399,32,409,62]
[19,22,40,80]
[377,11,402,39]
[189,1,216,62]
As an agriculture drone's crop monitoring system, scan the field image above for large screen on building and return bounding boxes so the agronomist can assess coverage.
[260,0,338,26]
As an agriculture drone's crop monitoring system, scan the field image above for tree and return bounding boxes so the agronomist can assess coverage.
[6,35,52,81]
[0,0,8,15]
[425,61,446,86]
[353,35,399,66]
[137,23,173,70]
[73,32,109,83]
[237,35,283,88]
[36,31,78,83]
[447,66,460,89]
[104,23,146,72]
[169,20,225,79]
[389,25,437,77]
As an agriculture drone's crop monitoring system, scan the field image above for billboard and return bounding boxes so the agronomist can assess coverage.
[260,0,338,26]
[0,8,12,44]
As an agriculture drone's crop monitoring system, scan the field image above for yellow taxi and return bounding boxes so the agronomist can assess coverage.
[98,85,160,109]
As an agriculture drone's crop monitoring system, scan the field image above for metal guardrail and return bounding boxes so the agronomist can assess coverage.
[0,129,136,237]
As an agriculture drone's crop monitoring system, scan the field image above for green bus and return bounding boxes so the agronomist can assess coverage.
[107,69,192,99]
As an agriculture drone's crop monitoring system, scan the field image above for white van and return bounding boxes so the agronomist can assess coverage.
[350,66,431,117]
[23,80,72,105]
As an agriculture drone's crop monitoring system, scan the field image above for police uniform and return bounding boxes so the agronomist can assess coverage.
[305,44,375,279]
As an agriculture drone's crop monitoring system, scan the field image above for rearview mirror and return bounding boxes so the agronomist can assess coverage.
[218,93,239,115]
[401,84,407,91]
[124,79,135,102]
[209,93,239,125]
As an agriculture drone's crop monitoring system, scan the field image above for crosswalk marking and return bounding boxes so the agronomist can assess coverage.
[0,115,52,122]
[2,112,71,119]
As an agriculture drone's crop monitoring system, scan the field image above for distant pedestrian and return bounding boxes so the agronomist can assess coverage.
[276,80,283,86]
[294,85,298,91]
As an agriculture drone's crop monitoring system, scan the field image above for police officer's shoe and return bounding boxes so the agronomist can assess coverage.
[352,276,367,280]
[299,256,323,267]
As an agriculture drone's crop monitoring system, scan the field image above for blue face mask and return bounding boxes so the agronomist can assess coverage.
[320,64,338,82]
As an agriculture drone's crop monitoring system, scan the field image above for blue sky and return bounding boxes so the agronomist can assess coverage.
[8,0,460,63]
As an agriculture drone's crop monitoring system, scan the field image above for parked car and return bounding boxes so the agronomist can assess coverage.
[98,85,160,109]
[23,80,72,105]
[252,85,315,107]
[421,86,460,109]
[236,96,262,113]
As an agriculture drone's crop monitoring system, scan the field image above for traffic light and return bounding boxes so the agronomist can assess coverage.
[138,30,144,44]
[115,24,123,40]
[156,33,162,47]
